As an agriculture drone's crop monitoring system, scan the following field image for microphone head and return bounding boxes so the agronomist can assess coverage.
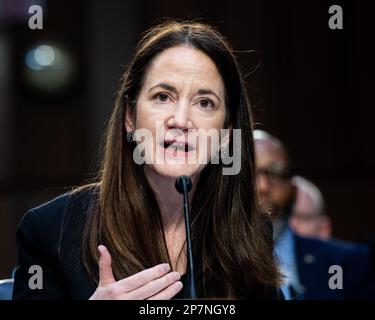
[175,176,192,194]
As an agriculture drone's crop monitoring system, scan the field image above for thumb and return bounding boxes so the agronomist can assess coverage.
[98,245,115,286]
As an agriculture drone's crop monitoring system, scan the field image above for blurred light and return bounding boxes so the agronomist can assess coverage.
[34,45,55,67]
[26,45,56,70]
[24,43,75,92]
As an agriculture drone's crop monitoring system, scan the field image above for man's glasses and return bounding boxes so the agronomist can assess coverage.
[256,166,291,184]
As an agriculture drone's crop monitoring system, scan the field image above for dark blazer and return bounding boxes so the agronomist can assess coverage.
[13,188,281,300]
[294,233,374,299]
[13,189,98,299]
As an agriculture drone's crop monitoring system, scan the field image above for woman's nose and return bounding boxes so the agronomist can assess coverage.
[168,102,190,129]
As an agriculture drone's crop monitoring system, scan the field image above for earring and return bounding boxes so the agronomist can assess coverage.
[212,148,227,163]
[220,145,229,157]
[126,131,134,143]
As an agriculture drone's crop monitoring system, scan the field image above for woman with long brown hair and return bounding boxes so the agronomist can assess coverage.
[13,20,281,300]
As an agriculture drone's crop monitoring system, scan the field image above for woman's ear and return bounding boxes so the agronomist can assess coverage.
[216,123,232,158]
[221,123,233,146]
[124,102,135,132]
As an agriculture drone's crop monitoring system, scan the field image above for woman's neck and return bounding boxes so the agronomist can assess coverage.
[144,168,198,234]
[144,168,199,273]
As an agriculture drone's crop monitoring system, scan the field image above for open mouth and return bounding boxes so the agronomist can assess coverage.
[160,139,195,156]
[164,140,194,152]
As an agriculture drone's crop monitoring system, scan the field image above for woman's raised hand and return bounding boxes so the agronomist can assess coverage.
[89,245,183,300]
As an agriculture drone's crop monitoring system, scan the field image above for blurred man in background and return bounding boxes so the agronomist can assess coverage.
[289,176,332,240]
[253,129,374,299]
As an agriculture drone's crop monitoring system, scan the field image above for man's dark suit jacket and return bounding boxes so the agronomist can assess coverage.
[12,188,281,300]
[293,232,374,299]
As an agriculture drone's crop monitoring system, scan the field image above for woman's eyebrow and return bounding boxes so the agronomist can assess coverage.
[148,83,221,102]
[196,89,221,102]
[148,83,177,94]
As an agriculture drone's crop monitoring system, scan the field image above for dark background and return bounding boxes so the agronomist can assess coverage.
[0,0,374,278]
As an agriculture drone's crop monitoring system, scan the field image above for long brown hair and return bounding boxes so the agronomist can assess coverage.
[76,20,280,298]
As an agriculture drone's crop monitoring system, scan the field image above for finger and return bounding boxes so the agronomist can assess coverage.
[117,263,170,292]
[98,245,115,286]
[147,281,183,300]
[125,271,181,300]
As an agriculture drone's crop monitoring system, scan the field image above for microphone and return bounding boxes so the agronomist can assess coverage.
[175,175,196,299]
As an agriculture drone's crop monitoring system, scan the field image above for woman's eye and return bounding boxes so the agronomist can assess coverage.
[199,99,214,109]
[155,93,169,102]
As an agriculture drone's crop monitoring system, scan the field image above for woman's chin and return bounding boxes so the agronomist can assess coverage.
[149,163,205,179]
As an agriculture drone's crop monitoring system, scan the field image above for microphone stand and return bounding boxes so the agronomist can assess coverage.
[175,175,196,299]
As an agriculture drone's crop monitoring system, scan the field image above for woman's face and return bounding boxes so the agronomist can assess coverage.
[125,45,227,179]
